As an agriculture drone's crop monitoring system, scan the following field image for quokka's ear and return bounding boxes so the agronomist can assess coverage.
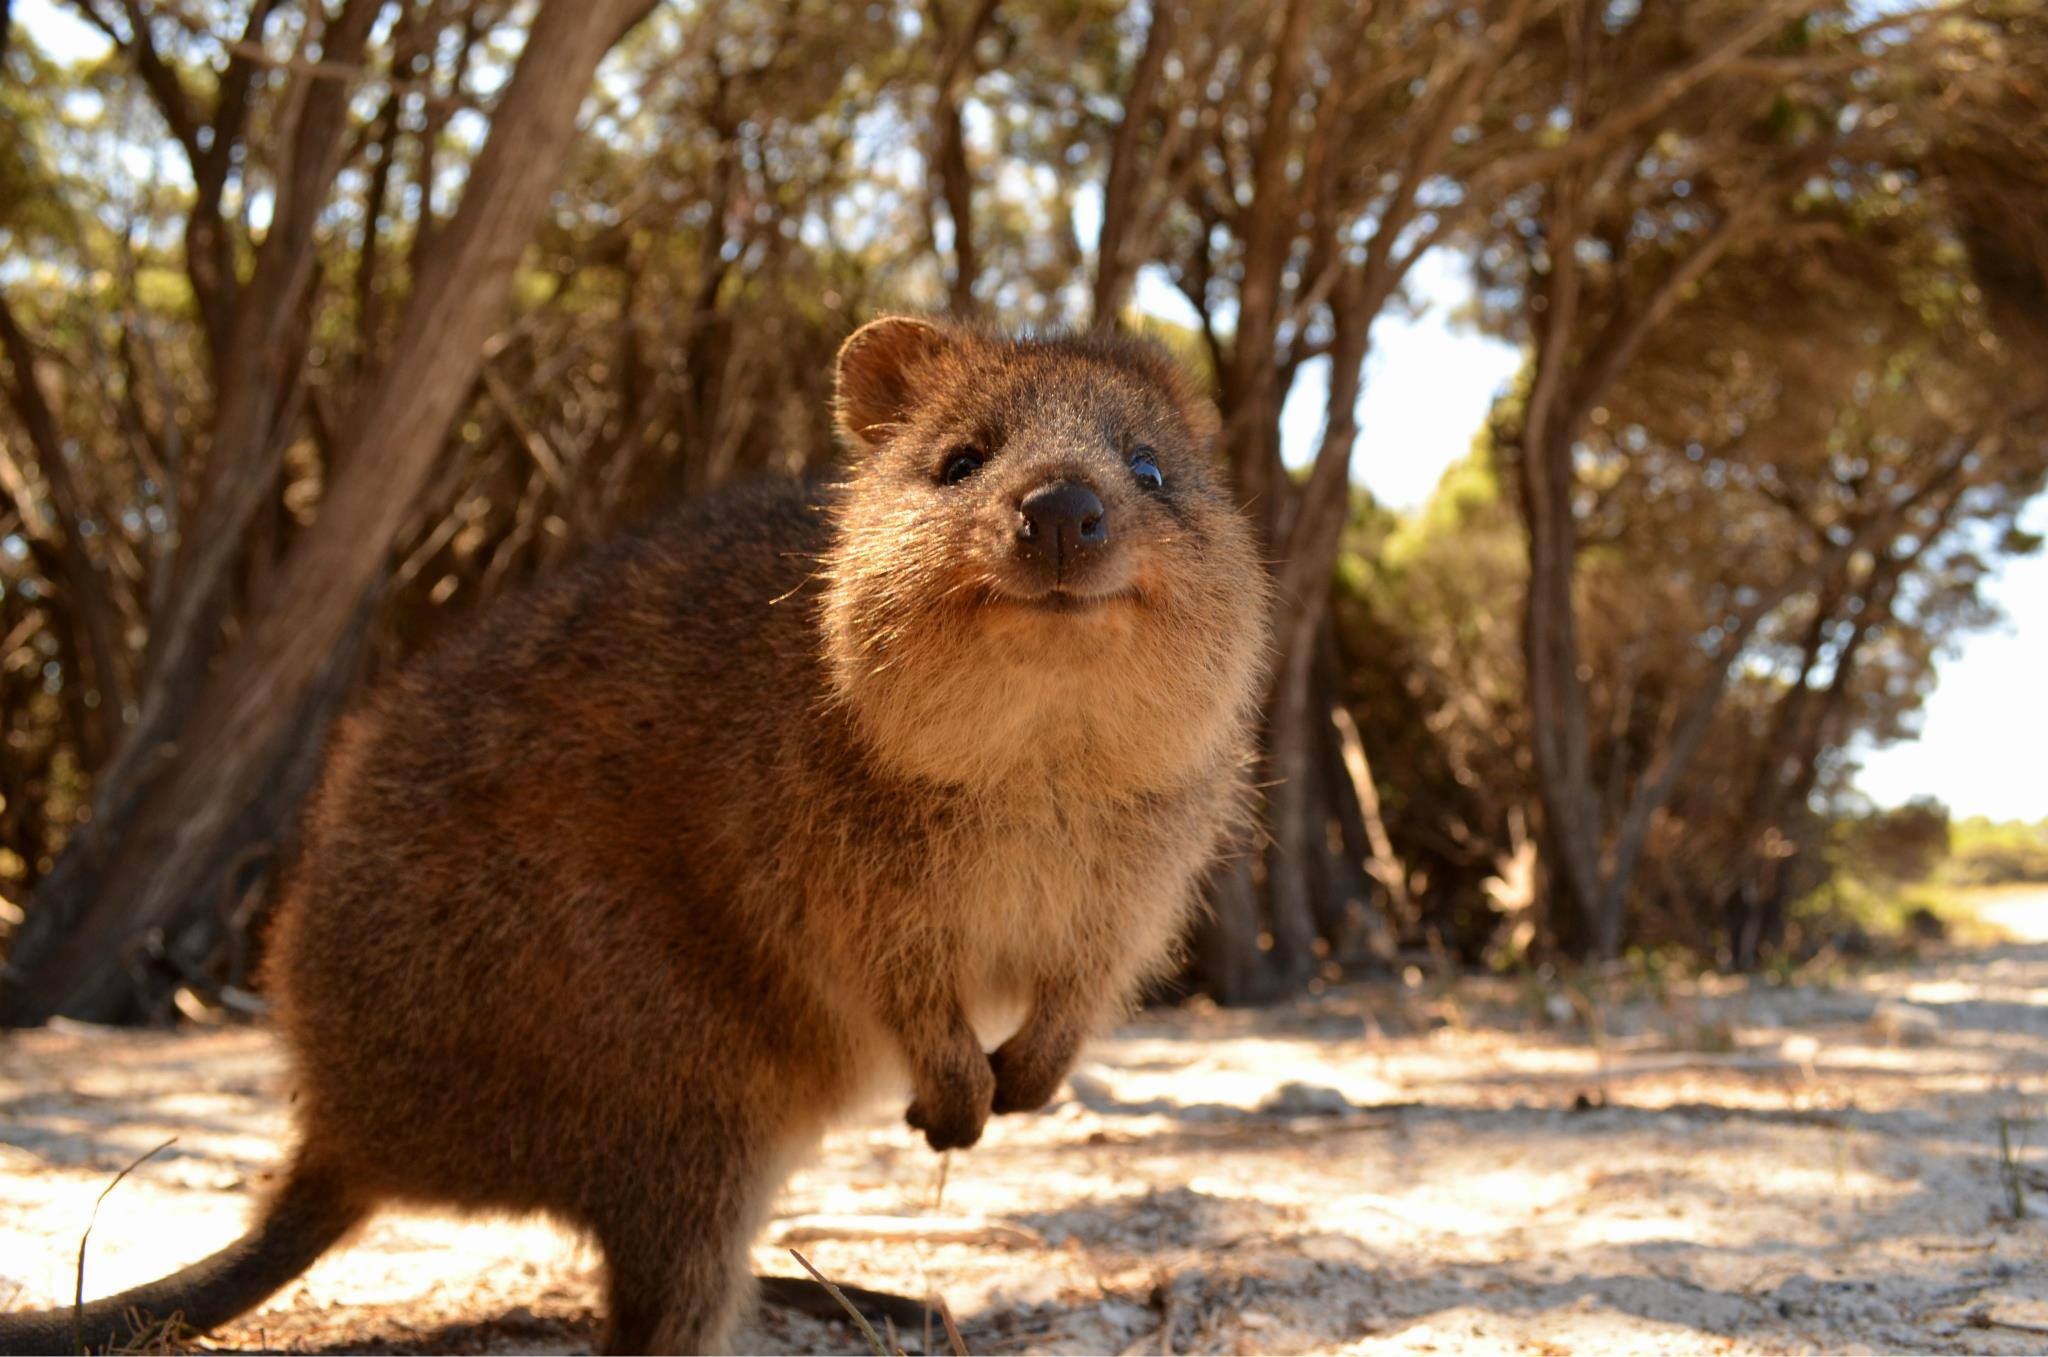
[834,316,956,450]
[1181,389,1223,453]
[1119,334,1222,452]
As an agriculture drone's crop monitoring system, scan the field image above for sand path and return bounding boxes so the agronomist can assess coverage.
[6,939,2048,1353]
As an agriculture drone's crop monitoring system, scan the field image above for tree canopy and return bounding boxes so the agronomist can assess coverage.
[1,0,2043,1020]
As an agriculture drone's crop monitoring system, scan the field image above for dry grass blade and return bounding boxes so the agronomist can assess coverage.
[114,1308,196,1356]
[1997,1112,2031,1220]
[73,1137,178,1355]
[788,1247,888,1357]
[933,1292,969,1357]
[1971,1307,2048,1337]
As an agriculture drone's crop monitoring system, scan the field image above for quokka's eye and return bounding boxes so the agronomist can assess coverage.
[1129,446,1165,492]
[940,448,985,485]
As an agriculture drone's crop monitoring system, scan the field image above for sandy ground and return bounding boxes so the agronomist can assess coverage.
[7,901,2048,1355]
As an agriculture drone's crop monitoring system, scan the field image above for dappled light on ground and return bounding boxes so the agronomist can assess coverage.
[6,935,2048,1353]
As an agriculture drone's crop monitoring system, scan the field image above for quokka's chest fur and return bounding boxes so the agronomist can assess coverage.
[753,765,1220,1099]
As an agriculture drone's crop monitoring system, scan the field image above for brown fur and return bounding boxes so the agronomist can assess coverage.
[2,319,1267,1355]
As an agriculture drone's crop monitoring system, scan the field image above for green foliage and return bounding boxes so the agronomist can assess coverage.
[1786,807,2048,954]
[1840,799,1952,887]
[1790,870,1941,953]
[1329,437,1538,960]
[1942,817,2048,886]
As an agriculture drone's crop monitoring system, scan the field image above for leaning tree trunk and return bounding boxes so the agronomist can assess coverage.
[1,0,654,1026]
[1260,638,1336,993]
[1193,673,1379,1005]
[1186,271,1389,1004]
[1512,186,1611,958]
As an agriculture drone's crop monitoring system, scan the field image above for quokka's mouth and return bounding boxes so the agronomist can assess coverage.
[1007,586,1140,614]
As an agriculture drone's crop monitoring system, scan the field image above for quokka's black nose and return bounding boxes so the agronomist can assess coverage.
[1016,481,1108,578]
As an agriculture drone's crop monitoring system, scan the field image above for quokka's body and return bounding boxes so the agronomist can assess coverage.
[3,318,1268,1354]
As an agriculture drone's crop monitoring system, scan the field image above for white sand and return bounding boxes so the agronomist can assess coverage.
[6,931,2048,1354]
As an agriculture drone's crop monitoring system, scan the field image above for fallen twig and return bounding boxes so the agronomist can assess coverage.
[789,1248,888,1357]
[755,1273,928,1330]
[772,1214,1043,1249]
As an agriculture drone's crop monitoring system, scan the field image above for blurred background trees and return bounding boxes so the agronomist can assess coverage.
[1,0,2044,1022]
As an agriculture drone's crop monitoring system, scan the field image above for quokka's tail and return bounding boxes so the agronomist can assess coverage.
[0,1159,365,1355]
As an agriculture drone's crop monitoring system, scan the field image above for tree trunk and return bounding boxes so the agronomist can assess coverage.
[1187,627,1382,1002]
[1195,853,1265,1005]
[2,0,653,1026]
[926,0,998,317]
[121,593,379,1022]
[4,0,388,992]
[1259,641,1328,992]
[1089,0,1180,328]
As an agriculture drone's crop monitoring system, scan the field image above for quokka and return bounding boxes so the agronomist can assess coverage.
[1,317,1268,1354]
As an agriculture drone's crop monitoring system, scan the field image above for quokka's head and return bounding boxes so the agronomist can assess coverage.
[821,316,1269,795]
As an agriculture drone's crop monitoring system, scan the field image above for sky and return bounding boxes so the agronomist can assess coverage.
[13,0,2044,822]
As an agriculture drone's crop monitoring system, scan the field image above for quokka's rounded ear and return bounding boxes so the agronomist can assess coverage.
[835,316,954,450]
[1183,390,1222,452]
[1121,335,1222,452]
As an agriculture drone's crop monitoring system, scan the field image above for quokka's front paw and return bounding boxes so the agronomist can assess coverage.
[988,1036,1071,1115]
[904,1058,995,1152]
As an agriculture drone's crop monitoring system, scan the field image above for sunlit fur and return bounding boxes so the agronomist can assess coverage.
[7,320,1267,1357]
